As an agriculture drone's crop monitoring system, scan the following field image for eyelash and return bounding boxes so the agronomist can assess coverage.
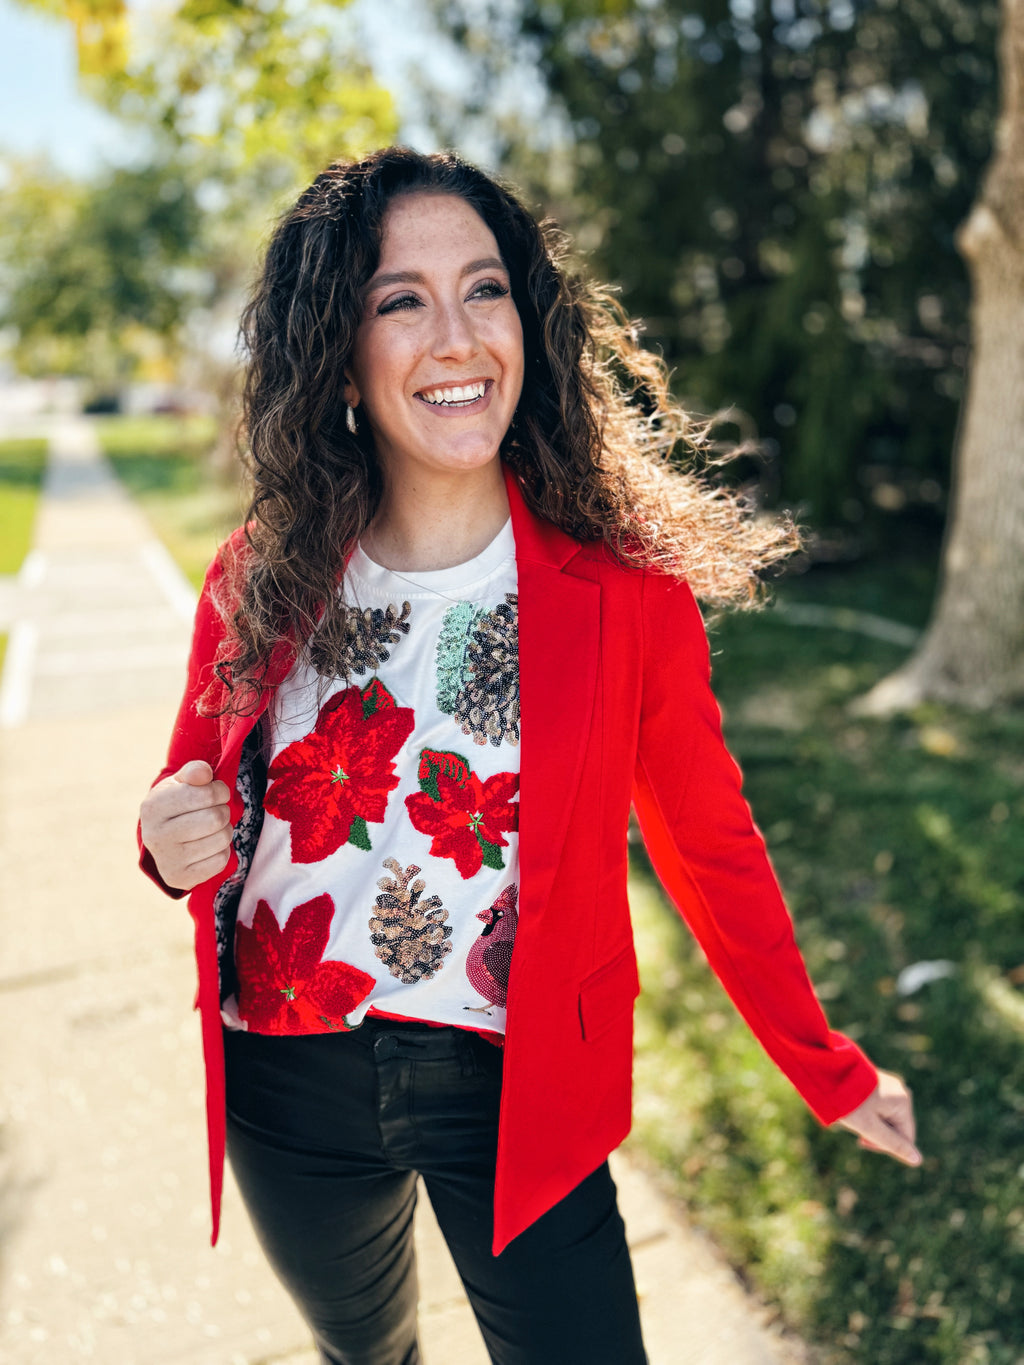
[376,279,510,316]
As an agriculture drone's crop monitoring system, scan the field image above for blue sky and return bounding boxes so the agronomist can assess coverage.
[0,0,133,172]
[0,0,462,176]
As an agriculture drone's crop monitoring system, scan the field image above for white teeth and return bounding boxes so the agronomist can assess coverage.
[419,381,487,407]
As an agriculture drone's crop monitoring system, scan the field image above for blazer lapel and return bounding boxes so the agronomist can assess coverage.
[504,466,601,938]
[218,637,296,774]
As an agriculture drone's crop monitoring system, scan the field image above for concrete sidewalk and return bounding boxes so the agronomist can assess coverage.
[0,418,808,1364]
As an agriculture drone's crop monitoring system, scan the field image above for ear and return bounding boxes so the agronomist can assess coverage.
[343,372,361,409]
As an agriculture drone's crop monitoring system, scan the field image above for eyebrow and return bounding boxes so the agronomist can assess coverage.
[365,256,508,294]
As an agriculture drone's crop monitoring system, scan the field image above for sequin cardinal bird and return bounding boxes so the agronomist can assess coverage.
[465,884,518,1012]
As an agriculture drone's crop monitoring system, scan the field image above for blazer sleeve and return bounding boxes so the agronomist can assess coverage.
[631,571,878,1125]
[137,547,233,898]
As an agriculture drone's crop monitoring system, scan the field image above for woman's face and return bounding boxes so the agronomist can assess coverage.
[345,191,525,489]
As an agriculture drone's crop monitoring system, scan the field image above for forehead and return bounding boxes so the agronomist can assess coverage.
[377,191,502,265]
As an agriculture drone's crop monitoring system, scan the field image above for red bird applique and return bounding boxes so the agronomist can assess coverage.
[465,884,518,1012]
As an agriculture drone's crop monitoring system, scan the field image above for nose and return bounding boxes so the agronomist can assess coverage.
[431,298,477,362]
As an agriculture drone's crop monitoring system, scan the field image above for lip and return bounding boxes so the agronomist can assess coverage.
[413,378,495,417]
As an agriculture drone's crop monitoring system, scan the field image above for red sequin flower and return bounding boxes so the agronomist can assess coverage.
[235,894,376,1034]
[265,680,414,861]
[405,749,519,879]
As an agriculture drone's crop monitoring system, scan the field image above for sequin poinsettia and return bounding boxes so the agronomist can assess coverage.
[235,894,376,1034]
[405,749,518,879]
[264,679,414,861]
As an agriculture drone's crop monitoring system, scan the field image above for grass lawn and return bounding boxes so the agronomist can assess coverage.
[96,414,244,589]
[630,555,1024,1365]
[0,436,48,575]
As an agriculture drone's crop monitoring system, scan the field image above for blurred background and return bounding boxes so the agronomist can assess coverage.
[0,2,1021,1363]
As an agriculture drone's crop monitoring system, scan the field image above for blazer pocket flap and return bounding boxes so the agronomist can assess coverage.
[578,946,641,1042]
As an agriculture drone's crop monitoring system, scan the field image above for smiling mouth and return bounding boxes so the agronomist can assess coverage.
[416,380,490,408]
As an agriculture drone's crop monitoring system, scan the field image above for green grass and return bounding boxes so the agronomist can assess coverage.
[629,558,1024,1364]
[0,437,48,575]
[96,414,244,588]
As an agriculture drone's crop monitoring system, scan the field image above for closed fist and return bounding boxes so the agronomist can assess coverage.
[140,760,233,891]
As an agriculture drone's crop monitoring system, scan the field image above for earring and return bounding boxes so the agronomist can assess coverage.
[346,404,358,435]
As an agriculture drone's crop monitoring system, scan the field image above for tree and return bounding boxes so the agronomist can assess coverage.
[14,0,394,194]
[5,0,397,396]
[0,158,205,387]
[856,0,1024,709]
[429,0,998,535]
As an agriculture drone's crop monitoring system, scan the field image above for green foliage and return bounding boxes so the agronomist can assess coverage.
[118,0,396,192]
[97,414,241,587]
[431,0,998,535]
[4,0,397,392]
[0,159,205,384]
[15,0,396,196]
[630,562,1024,1363]
[0,438,48,574]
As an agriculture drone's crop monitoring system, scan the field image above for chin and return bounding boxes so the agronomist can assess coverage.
[423,442,506,474]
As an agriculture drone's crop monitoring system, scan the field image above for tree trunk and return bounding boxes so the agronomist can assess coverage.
[856,0,1024,714]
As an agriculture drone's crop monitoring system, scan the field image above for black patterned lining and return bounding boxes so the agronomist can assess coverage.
[213,722,268,1006]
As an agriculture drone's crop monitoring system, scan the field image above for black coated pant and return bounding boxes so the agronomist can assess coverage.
[223,1019,648,1365]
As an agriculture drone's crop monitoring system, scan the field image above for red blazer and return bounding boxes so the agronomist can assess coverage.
[141,465,877,1255]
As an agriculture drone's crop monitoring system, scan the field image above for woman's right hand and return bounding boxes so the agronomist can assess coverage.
[140,760,234,890]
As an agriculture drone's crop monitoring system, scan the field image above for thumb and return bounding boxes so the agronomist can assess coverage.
[174,759,216,787]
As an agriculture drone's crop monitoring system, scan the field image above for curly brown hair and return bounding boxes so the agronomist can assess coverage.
[217,146,796,711]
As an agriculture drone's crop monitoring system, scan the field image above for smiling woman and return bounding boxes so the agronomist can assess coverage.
[342,192,524,564]
[138,147,919,1365]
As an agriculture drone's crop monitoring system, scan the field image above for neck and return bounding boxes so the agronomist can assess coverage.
[364,460,509,572]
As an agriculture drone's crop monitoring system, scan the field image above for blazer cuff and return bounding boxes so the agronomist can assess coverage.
[805,1049,879,1126]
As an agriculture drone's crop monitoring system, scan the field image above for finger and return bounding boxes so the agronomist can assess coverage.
[858,1118,922,1166]
[174,760,216,787]
[876,1073,916,1146]
[857,1136,891,1156]
[184,843,233,882]
[147,779,231,822]
[174,770,232,807]
[892,1104,916,1148]
[180,827,234,866]
[166,803,233,844]
[172,847,233,891]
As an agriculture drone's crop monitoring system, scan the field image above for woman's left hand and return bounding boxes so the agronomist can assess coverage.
[836,1070,922,1167]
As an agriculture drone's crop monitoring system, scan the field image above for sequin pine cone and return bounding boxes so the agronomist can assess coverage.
[369,858,453,984]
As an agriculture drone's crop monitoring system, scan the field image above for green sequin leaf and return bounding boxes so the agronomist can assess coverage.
[348,817,372,851]
[478,837,506,872]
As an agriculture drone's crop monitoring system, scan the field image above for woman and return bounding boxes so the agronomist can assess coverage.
[139,147,919,1365]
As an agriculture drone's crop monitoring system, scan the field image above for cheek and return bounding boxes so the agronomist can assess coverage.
[494,314,525,388]
[354,331,420,402]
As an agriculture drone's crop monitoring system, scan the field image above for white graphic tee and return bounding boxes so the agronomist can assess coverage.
[226,520,520,1037]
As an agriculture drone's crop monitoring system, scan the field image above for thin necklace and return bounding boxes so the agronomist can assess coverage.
[357,527,510,609]
[359,558,475,609]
